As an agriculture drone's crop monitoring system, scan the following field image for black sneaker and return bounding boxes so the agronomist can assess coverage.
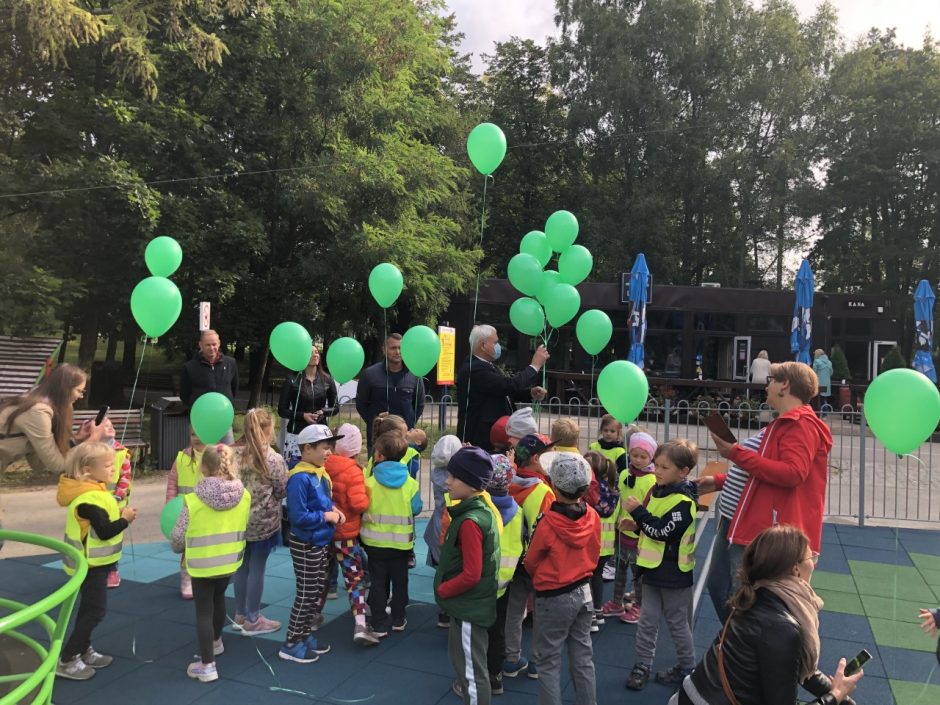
[655,664,690,685]
[437,612,450,628]
[625,663,651,691]
[490,673,504,696]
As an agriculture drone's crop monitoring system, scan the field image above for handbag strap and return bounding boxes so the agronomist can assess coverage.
[716,609,743,705]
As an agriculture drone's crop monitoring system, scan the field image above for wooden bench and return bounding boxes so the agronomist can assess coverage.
[73,408,149,461]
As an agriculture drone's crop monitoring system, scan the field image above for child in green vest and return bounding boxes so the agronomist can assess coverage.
[166,425,206,600]
[170,443,250,683]
[361,430,422,636]
[435,447,499,705]
[623,439,698,691]
[97,418,132,589]
[588,414,628,473]
[56,442,137,681]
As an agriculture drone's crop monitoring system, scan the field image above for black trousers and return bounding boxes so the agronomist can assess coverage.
[590,554,608,610]
[192,574,230,664]
[363,545,409,631]
[486,589,511,676]
[62,565,110,660]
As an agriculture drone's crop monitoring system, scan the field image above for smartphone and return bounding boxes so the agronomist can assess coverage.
[704,411,737,444]
[95,405,109,426]
[844,649,872,677]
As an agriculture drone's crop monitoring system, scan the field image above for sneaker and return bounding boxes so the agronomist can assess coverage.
[392,618,407,632]
[602,560,616,581]
[186,660,219,682]
[231,614,246,631]
[593,609,606,625]
[353,624,381,646]
[655,664,691,685]
[241,615,281,636]
[81,646,112,668]
[502,657,528,678]
[625,663,651,691]
[590,615,600,633]
[278,639,320,664]
[620,604,641,624]
[327,587,338,600]
[601,599,625,617]
[491,673,504,695]
[437,612,450,628]
[107,569,121,589]
[213,639,224,656]
[407,552,417,569]
[303,634,331,655]
[527,662,538,679]
[180,571,193,600]
[56,655,95,680]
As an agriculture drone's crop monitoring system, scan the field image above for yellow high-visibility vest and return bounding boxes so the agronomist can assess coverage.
[360,475,419,549]
[106,448,129,508]
[497,508,524,597]
[175,449,203,495]
[617,471,657,539]
[364,446,419,478]
[598,505,619,557]
[635,493,696,573]
[63,490,123,575]
[588,441,626,467]
[183,490,251,578]
[520,482,552,535]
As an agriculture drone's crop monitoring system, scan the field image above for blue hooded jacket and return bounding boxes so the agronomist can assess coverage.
[286,463,335,547]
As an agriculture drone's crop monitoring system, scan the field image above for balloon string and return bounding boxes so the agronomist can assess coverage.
[899,453,926,466]
[119,337,149,447]
[384,308,389,414]
[463,174,493,440]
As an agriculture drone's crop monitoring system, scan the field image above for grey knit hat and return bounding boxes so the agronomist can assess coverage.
[549,454,591,496]
[506,408,539,439]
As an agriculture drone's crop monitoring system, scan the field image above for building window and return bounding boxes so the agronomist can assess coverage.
[746,314,790,333]
[646,310,684,330]
[844,319,871,336]
[694,313,736,332]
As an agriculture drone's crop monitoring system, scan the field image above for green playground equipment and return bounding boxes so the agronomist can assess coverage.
[0,530,87,705]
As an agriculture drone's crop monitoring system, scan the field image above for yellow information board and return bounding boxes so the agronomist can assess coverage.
[437,326,456,386]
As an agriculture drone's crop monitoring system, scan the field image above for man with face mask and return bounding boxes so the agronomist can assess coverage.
[456,325,549,451]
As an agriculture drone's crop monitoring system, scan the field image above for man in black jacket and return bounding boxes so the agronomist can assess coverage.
[180,329,239,443]
[355,333,425,452]
[456,324,549,451]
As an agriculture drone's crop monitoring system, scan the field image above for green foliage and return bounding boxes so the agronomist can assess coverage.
[880,345,907,372]
[830,345,851,381]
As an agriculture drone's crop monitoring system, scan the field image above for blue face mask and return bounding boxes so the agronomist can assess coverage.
[492,342,502,360]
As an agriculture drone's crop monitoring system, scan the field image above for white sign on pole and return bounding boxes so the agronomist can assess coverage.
[199,302,211,331]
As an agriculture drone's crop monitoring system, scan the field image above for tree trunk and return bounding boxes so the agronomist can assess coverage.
[122,322,138,379]
[77,309,99,372]
[247,343,270,408]
[58,324,70,363]
[105,333,118,361]
[775,206,785,289]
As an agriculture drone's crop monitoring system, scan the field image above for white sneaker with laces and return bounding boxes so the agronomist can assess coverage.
[81,646,113,668]
[56,655,96,681]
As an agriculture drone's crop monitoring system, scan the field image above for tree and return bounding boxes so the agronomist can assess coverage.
[830,344,851,381]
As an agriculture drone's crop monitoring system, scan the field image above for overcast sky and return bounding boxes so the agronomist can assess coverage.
[444,0,939,71]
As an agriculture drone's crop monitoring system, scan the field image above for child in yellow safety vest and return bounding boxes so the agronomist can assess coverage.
[166,426,206,600]
[94,418,133,590]
[623,439,699,691]
[583,450,620,633]
[170,443,250,683]
[56,442,137,681]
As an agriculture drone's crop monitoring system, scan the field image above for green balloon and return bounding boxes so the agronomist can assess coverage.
[544,210,579,252]
[130,276,182,338]
[327,337,365,384]
[269,321,313,372]
[510,297,546,336]
[400,325,441,377]
[559,244,593,285]
[863,368,940,455]
[466,122,507,175]
[369,262,404,309]
[507,253,544,296]
[536,270,562,306]
[144,236,183,277]
[597,360,649,424]
[544,282,581,328]
[190,392,234,445]
[576,309,613,355]
[160,496,184,540]
[520,230,552,267]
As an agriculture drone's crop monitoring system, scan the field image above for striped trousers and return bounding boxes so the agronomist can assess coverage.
[286,534,329,642]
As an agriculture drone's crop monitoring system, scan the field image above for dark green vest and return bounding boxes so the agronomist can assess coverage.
[434,494,499,627]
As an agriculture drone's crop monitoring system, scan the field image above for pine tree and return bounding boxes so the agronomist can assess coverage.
[830,345,851,381]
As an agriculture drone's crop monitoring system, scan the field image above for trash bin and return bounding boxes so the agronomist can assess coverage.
[151,397,190,470]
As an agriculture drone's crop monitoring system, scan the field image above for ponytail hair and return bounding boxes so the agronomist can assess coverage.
[201,444,238,481]
[729,524,809,613]
[241,408,274,483]
[583,450,617,488]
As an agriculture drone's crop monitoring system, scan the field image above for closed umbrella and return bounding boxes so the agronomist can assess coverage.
[791,259,813,364]
[913,279,937,382]
[628,253,649,367]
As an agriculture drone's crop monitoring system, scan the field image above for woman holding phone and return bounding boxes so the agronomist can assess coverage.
[277,345,338,467]
[671,525,862,705]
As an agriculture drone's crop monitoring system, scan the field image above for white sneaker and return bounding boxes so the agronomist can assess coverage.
[213,639,224,656]
[81,646,113,668]
[56,655,96,680]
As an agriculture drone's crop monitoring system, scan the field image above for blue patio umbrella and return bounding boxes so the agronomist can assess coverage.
[913,279,937,382]
[627,253,649,367]
[790,259,814,364]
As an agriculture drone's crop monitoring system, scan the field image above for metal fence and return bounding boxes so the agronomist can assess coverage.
[325,395,938,527]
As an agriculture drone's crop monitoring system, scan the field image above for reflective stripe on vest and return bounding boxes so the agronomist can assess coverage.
[617,471,656,539]
[175,450,203,495]
[106,448,128,491]
[521,482,551,535]
[496,510,525,597]
[361,475,419,549]
[635,493,696,572]
[183,490,251,578]
[63,490,123,575]
[599,512,618,556]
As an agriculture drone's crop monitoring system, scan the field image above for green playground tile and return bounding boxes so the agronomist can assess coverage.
[889,679,940,704]
[909,553,940,573]
[811,570,857,594]
[868,617,938,653]
[848,559,911,579]
[853,574,937,602]
[816,588,865,615]
[859,594,928,623]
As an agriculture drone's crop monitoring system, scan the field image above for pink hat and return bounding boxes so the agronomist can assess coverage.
[628,431,657,459]
[333,423,362,458]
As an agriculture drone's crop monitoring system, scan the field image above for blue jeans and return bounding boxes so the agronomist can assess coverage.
[233,538,276,622]
[706,515,745,624]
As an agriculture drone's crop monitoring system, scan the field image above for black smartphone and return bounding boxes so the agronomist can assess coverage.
[95,405,109,426]
[844,649,872,676]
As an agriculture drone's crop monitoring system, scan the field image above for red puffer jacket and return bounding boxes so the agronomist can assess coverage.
[324,454,369,541]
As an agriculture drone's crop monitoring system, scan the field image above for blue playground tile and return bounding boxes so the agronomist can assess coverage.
[878,645,940,685]
[835,526,903,551]
[177,680,279,705]
[229,645,364,696]
[843,545,914,567]
[818,612,874,644]
[113,556,183,583]
[816,544,851,574]
[328,660,457,705]
[70,662,221,705]
[49,653,146,701]
[819,637,885,678]
[374,626,454,677]
[900,536,940,556]
[846,675,896,705]
[821,523,841,545]
[93,614,201,664]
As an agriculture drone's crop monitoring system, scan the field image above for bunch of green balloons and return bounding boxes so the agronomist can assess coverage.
[131,236,184,338]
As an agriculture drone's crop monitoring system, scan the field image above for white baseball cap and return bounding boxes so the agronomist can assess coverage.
[296,424,344,446]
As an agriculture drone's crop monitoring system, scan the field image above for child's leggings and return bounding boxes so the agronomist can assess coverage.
[62,565,110,661]
[192,574,231,664]
[287,534,329,642]
[233,539,275,622]
[330,538,368,624]
[612,538,641,606]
